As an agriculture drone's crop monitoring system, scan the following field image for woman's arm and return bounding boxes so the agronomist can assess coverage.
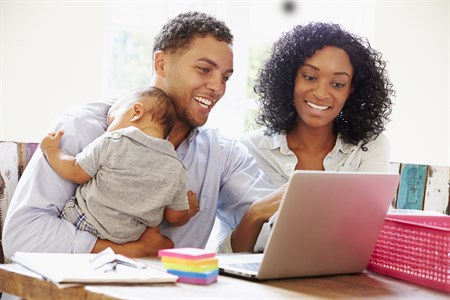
[358,133,391,172]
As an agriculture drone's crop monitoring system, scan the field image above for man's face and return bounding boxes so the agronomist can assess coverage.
[160,35,234,128]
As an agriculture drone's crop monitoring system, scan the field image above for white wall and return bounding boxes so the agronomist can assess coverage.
[1,1,448,166]
[1,2,108,142]
[374,1,449,166]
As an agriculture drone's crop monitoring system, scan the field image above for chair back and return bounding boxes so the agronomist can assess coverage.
[0,141,38,263]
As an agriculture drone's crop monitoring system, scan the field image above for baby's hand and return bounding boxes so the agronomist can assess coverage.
[39,130,64,153]
[187,190,199,218]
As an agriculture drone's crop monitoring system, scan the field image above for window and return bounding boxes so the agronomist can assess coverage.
[105,1,375,138]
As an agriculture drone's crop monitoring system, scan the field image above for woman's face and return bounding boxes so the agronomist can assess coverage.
[293,46,353,131]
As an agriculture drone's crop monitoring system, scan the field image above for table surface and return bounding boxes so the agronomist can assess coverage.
[1,258,448,300]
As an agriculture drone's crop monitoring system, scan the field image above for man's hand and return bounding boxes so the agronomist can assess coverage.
[92,226,174,258]
[249,184,286,223]
[230,184,287,253]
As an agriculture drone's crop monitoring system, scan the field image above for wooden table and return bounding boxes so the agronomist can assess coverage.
[1,260,448,300]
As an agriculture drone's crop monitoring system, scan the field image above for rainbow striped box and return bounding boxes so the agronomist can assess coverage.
[158,248,218,285]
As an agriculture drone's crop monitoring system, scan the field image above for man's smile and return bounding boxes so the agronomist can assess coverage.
[194,96,215,109]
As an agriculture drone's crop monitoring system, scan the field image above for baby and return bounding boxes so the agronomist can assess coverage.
[40,86,198,244]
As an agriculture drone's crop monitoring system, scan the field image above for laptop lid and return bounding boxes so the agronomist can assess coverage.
[219,170,400,280]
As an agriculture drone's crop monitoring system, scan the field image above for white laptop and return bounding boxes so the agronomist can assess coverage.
[219,170,400,280]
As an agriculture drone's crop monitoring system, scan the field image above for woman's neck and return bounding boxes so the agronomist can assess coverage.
[287,123,336,152]
[286,122,337,171]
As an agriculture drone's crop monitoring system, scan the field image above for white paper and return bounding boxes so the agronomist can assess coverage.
[11,252,178,284]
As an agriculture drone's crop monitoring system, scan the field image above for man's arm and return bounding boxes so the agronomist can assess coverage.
[92,227,174,257]
[215,138,281,253]
[40,130,92,184]
[2,105,107,259]
[3,101,175,259]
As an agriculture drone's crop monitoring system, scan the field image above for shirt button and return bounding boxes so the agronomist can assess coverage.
[111,132,121,139]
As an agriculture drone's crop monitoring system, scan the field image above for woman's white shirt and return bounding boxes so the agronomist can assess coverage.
[240,128,391,189]
[239,128,391,252]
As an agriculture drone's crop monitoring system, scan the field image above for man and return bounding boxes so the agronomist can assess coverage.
[3,11,281,258]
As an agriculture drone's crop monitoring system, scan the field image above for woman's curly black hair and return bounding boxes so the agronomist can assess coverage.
[254,22,394,150]
[153,11,233,55]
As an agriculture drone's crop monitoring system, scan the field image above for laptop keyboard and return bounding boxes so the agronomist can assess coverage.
[229,262,261,272]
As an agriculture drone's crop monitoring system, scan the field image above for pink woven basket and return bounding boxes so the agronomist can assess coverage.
[367,214,450,292]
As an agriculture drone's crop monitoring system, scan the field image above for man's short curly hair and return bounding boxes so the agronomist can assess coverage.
[153,11,233,55]
[254,22,394,149]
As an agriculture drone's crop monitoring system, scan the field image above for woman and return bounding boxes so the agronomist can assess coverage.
[242,22,395,251]
[242,22,395,189]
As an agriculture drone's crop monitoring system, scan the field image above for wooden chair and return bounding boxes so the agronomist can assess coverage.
[0,141,38,263]
[389,162,449,214]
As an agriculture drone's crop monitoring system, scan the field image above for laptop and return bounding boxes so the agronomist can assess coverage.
[219,170,400,280]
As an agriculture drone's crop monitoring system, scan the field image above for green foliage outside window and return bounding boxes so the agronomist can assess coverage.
[246,43,271,99]
[109,30,154,95]
[244,42,271,131]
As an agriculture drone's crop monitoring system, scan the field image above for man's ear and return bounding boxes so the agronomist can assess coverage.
[130,102,144,122]
[153,51,167,77]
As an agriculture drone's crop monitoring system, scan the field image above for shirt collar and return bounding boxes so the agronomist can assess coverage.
[187,126,203,143]
[255,129,357,155]
[254,130,292,155]
[331,133,358,154]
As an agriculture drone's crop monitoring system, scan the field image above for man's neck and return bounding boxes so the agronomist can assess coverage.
[149,77,193,149]
[168,121,193,149]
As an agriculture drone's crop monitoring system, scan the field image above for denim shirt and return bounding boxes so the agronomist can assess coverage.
[2,101,274,259]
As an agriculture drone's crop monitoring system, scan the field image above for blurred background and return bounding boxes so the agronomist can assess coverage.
[1,0,449,166]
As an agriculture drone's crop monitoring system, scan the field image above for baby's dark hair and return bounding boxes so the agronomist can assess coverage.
[133,86,176,139]
[255,22,395,149]
[153,11,233,55]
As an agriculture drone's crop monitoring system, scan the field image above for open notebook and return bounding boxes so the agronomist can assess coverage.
[219,170,400,280]
[12,248,178,285]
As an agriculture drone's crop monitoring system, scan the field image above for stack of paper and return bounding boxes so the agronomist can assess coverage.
[158,248,218,285]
